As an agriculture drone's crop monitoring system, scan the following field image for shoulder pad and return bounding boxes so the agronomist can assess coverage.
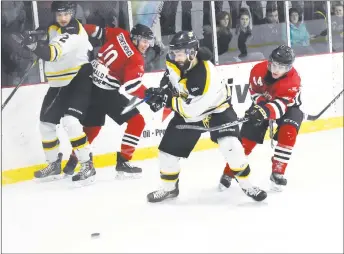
[197,46,213,61]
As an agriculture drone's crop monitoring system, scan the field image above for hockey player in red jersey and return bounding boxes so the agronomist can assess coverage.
[62,23,155,179]
[219,45,303,191]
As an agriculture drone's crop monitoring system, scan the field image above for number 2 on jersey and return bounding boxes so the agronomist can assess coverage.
[99,44,118,67]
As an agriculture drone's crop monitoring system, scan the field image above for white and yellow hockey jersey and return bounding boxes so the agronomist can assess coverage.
[166,57,231,123]
[45,19,93,87]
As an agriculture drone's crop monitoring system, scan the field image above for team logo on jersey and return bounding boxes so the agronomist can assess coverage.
[117,33,134,57]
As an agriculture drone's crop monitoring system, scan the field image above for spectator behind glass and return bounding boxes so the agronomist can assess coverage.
[315,2,343,51]
[332,3,343,36]
[264,5,279,24]
[332,3,344,51]
[289,8,311,47]
[236,8,252,58]
[201,11,233,56]
[1,1,36,87]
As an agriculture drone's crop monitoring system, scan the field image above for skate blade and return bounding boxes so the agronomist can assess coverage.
[115,171,142,180]
[34,174,63,183]
[218,182,231,192]
[270,181,284,192]
[148,194,179,203]
[73,175,96,187]
[63,173,74,178]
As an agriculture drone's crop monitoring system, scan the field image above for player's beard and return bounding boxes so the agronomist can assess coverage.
[176,59,191,71]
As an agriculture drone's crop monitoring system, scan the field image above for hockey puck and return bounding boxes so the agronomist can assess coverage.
[91,233,100,238]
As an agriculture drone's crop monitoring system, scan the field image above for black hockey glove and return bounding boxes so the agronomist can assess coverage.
[245,103,269,125]
[145,87,173,112]
[12,32,39,51]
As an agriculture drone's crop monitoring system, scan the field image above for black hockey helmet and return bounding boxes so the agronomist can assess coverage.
[169,31,199,51]
[130,24,154,47]
[268,44,295,73]
[51,1,76,15]
[168,31,199,70]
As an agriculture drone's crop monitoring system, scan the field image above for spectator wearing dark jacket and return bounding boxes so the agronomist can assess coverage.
[201,11,233,56]
[236,8,252,58]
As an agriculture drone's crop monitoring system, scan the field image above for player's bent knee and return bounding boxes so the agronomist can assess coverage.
[61,114,84,137]
[218,136,248,170]
[278,124,298,147]
[158,151,180,173]
[39,121,57,140]
[128,113,146,130]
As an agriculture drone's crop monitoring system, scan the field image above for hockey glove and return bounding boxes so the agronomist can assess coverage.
[245,103,269,125]
[145,87,173,112]
[12,33,38,51]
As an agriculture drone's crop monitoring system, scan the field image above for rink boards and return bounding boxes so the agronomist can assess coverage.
[1,52,343,185]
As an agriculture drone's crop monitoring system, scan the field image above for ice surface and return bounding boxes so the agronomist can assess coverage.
[2,129,343,253]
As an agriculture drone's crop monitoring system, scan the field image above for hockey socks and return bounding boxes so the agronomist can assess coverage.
[120,114,145,160]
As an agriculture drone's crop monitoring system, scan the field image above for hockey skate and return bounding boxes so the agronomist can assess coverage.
[34,153,63,182]
[72,153,96,186]
[218,174,233,191]
[62,153,78,177]
[270,173,287,192]
[115,152,142,179]
[241,186,267,201]
[147,180,179,203]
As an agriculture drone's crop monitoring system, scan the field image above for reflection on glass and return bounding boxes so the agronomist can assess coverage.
[330,2,343,52]
[290,1,330,56]
[132,1,208,72]
[1,1,40,87]
[218,1,287,65]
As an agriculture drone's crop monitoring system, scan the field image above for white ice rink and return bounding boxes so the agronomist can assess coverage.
[2,128,343,253]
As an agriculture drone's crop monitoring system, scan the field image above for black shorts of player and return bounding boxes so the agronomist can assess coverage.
[240,106,304,144]
[40,63,93,124]
[81,85,140,127]
[159,106,240,158]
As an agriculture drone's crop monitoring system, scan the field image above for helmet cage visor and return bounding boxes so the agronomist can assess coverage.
[132,34,154,47]
[168,48,197,62]
[268,60,292,74]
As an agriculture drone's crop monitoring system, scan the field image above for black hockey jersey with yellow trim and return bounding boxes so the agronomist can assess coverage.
[166,55,231,122]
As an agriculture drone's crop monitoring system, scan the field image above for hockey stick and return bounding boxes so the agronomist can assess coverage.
[269,120,275,148]
[303,89,344,121]
[2,59,38,111]
[176,89,344,131]
[176,117,249,131]
[121,84,169,115]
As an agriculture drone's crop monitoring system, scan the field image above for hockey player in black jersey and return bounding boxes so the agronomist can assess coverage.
[144,31,267,203]
[15,1,96,185]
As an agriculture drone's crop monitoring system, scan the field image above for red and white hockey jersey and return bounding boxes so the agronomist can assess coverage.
[84,25,146,98]
[248,60,302,120]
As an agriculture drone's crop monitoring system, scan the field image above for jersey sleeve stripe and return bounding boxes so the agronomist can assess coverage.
[50,43,62,61]
[266,99,286,119]
[202,61,210,95]
[124,81,141,93]
[96,27,103,40]
[265,103,278,119]
[49,45,57,61]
